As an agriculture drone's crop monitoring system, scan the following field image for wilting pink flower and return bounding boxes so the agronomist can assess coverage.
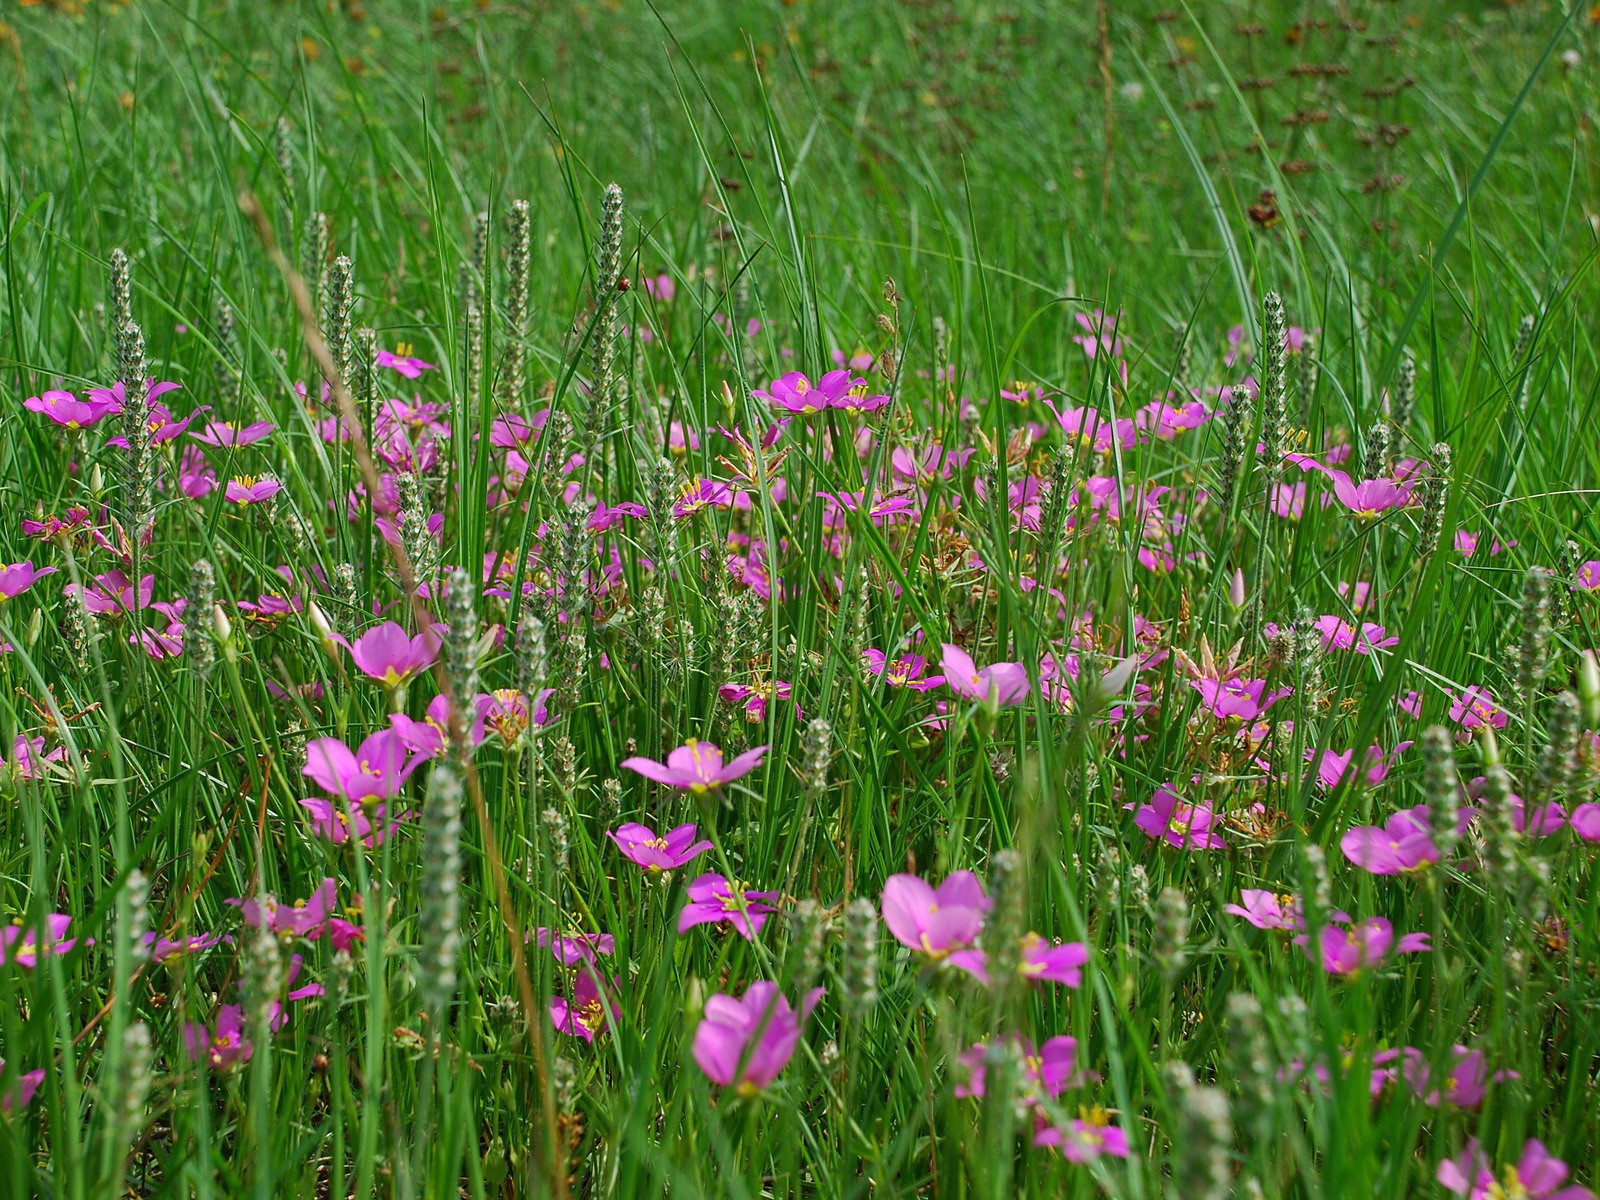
[862,649,944,691]
[192,419,275,447]
[0,562,58,601]
[24,388,122,428]
[1,914,86,966]
[1312,741,1412,790]
[303,729,422,801]
[224,476,282,505]
[621,739,768,792]
[1450,686,1507,731]
[0,1061,45,1112]
[142,930,225,964]
[185,1004,255,1070]
[672,477,734,519]
[949,933,1089,987]
[1223,889,1307,930]
[692,981,822,1093]
[1438,1139,1593,1200]
[881,871,990,958]
[376,347,437,378]
[339,621,441,686]
[678,874,777,941]
[1325,469,1413,518]
[1302,917,1430,975]
[609,822,713,872]
[549,968,619,1042]
[1192,677,1290,722]
[11,735,68,782]
[589,501,647,531]
[1340,804,1438,874]
[1314,616,1399,654]
[940,643,1031,706]
[535,928,615,965]
[1130,786,1226,849]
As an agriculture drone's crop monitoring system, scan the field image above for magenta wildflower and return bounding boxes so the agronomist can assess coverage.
[620,739,768,792]
[1,914,87,967]
[184,1004,254,1071]
[1048,404,1136,452]
[940,643,1031,706]
[1575,560,1600,590]
[691,981,823,1094]
[608,822,713,872]
[1129,786,1227,849]
[1324,469,1413,518]
[0,562,58,601]
[1571,803,1600,841]
[192,419,275,447]
[1222,889,1304,930]
[880,871,990,958]
[66,570,153,617]
[24,388,122,428]
[1301,916,1430,975]
[949,933,1090,987]
[1450,686,1508,732]
[718,680,797,723]
[955,1034,1079,1101]
[338,621,441,686]
[1314,615,1399,654]
[0,1062,45,1113]
[224,476,282,505]
[1312,741,1412,790]
[11,735,68,782]
[1438,1139,1593,1200]
[142,930,225,964]
[678,874,777,940]
[534,928,616,965]
[300,797,406,847]
[862,649,945,691]
[672,477,734,519]
[1035,1113,1132,1162]
[1340,804,1438,874]
[228,878,351,943]
[106,395,206,447]
[1192,677,1291,722]
[752,369,856,415]
[303,729,423,801]
[376,347,437,377]
[1392,1045,1514,1108]
[549,968,619,1042]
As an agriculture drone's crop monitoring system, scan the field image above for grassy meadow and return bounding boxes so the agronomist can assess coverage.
[1,0,1600,1196]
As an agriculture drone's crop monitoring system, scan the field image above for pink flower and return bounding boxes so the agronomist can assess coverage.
[224,476,282,505]
[1071,309,1123,360]
[184,1004,254,1070]
[620,739,768,792]
[65,570,153,617]
[1302,917,1430,975]
[880,871,990,958]
[0,562,58,601]
[534,928,615,965]
[0,1061,45,1113]
[1393,1045,1514,1108]
[679,874,777,940]
[1130,786,1227,849]
[300,797,406,847]
[338,621,441,687]
[752,369,857,415]
[1314,615,1398,654]
[227,878,356,945]
[609,822,713,872]
[1048,404,1135,451]
[1271,481,1307,519]
[1450,686,1507,731]
[1222,889,1303,930]
[1311,741,1412,790]
[1438,1139,1593,1200]
[1192,677,1290,722]
[302,729,423,801]
[1455,531,1516,557]
[24,388,122,428]
[955,1034,1079,1101]
[940,643,1031,706]
[1325,469,1413,518]
[1575,560,1600,590]
[1,914,86,966]
[1035,1114,1132,1162]
[376,347,437,378]
[862,649,945,691]
[192,419,275,447]
[718,680,798,723]
[692,981,822,1093]
[672,477,734,519]
[949,934,1089,987]
[644,274,675,302]
[1571,803,1600,842]
[549,969,619,1042]
[11,735,68,782]
[142,930,225,964]
[1340,804,1438,874]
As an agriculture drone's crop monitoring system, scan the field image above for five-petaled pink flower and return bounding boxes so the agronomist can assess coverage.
[192,419,275,447]
[376,347,437,378]
[1223,889,1306,930]
[535,928,616,965]
[1,914,87,967]
[881,871,990,958]
[24,388,124,429]
[940,643,1031,706]
[1340,804,1438,874]
[224,476,282,505]
[1438,1139,1593,1200]
[672,477,734,519]
[1300,916,1430,975]
[678,874,777,941]
[184,1004,255,1070]
[752,370,856,415]
[550,968,619,1043]
[0,562,58,601]
[303,729,423,802]
[692,981,823,1094]
[338,621,442,687]
[609,822,713,872]
[1450,686,1507,732]
[1130,786,1227,849]
[621,739,768,792]
[1192,677,1291,722]
[948,933,1090,987]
